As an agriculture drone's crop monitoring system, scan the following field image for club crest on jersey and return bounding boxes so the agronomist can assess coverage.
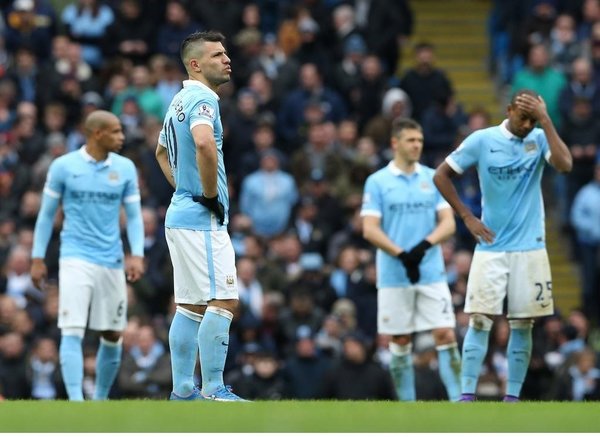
[108,171,119,182]
[225,275,235,287]
[524,141,537,153]
[199,104,215,119]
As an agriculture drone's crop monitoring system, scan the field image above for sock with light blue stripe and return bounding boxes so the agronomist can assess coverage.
[94,338,122,400]
[59,335,84,401]
[169,307,202,397]
[506,325,532,398]
[198,306,233,396]
[461,327,490,394]
[389,343,416,401]
[437,342,462,401]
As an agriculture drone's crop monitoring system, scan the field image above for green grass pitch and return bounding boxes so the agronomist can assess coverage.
[1,400,600,432]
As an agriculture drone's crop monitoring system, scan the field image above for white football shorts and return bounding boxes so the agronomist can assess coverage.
[378,281,456,335]
[464,248,553,318]
[165,228,238,304]
[58,258,127,331]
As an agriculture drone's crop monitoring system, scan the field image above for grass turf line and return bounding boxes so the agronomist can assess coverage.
[1,400,599,432]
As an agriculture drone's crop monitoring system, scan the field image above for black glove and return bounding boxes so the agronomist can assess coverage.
[193,194,225,225]
[397,252,420,284]
[405,239,432,265]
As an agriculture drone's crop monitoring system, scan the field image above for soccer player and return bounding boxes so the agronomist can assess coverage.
[433,89,573,402]
[361,118,462,401]
[155,31,246,401]
[30,110,145,401]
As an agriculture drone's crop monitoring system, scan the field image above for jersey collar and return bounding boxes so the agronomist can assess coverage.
[183,79,220,100]
[80,145,112,167]
[500,119,517,140]
[387,160,422,176]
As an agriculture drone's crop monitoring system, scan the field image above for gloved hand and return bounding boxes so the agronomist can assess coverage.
[195,194,225,225]
[405,239,432,265]
[397,252,420,284]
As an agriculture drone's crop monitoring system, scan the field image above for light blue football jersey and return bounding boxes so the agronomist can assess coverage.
[446,120,551,252]
[32,147,141,268]
[159,79,229,231]
[361,162,450,288]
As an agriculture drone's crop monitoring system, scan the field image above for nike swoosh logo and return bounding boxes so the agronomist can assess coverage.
[72,174,84,178]
[221,341,229,347]
[490,149,502,153]
[540,302,551,308]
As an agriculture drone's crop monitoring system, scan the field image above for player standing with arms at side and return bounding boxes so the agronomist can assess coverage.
[361,118,461,401]
[31,110,145,401]
[434,89,572,402]
[156,31,247,401]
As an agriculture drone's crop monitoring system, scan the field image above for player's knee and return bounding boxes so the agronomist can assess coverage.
[208,299,239,317]
[101,330,122,343]
[508,318,534,329]
[432,327,456,345]
[469,314,494,331]
[391,335,411,346]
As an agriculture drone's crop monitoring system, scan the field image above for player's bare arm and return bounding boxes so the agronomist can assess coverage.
[515,94,572,173]
[425,207,456,245]
[362,215,406,256]
[192,124,218,197]
[155,143,176,188]
[434,162,495,244]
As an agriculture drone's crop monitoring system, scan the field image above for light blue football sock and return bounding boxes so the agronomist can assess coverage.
[437,342,462,401]
[59,334,84,401]
[461,317,492,394]
[93,338,122,400]
[506,320,533,398]
[389,342,416,401]
[198,306,233,396]
[169,307,202,397]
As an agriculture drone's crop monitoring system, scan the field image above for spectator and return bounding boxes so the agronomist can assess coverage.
[399,42,452,122]
[570,162,600,322]
[239,150,298,238]
[550,348,600,400]
[26,336,65,399]
[61,0,115,70]
[320,331,396,400]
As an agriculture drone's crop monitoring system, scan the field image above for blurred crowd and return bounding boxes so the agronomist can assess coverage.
[0,0,599,401]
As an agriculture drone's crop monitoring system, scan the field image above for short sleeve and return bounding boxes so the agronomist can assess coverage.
[446,131,482,174]
[360,175,383,218]
[158,126,166,147]
[537,130,551,163]
[189,98,218,130]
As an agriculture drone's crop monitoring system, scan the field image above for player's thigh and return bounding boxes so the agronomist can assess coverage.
[165,228,237,304]
[378,286,415,335]
[58,258,94,329]
[88,265,127,332]
[507,249,553,318]
[464,251,509,315]
[414,282,455,332]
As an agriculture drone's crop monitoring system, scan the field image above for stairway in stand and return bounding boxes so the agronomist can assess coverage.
[402,0,581,313]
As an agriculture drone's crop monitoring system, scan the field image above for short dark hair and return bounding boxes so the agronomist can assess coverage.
[180,30,226,64]
[510,89,539,106]
[391,117,422,137]
[414,42,434,53]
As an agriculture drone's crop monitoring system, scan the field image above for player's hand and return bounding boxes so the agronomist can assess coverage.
[464,215,495,244]
[397,252,420,284]
[405,239,432,265]
[515,94,548,122]
[197,194,225,225]
[30,258,47,290]
[126,256,145,282]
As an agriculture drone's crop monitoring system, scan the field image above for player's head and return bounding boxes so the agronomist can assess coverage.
[507,89,538,138]
[180,30,231,89]
[390,117,423,164]
[83,110,125,153]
